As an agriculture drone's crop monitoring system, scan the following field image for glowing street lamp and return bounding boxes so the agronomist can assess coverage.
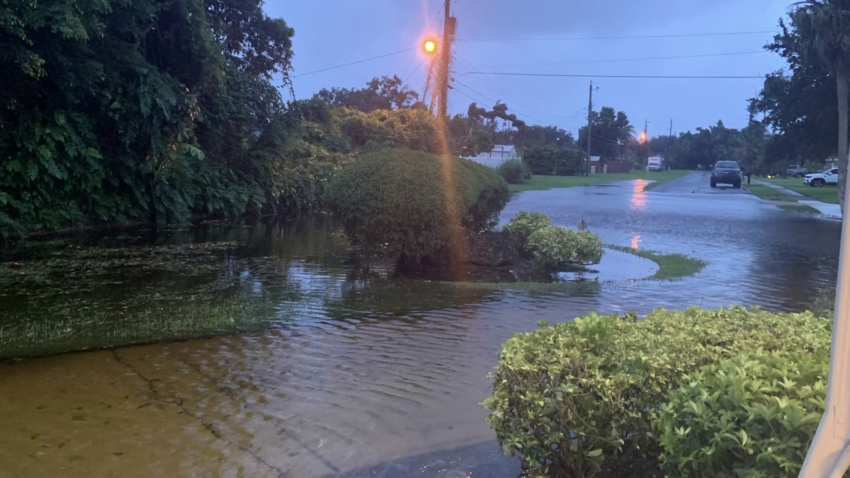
[639,132,647,143]
[423,40,437,54]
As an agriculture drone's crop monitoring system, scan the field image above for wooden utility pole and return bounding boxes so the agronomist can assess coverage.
[438,0,455,122]
[585,81,593,176]
[643,119,649,170]
[667,118,673,168]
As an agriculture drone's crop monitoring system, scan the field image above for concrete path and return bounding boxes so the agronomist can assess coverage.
[753,179,841,218]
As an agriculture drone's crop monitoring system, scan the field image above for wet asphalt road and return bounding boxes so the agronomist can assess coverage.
[650,170,748,194]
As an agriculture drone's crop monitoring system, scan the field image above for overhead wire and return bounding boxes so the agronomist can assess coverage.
[455,30,778,42]
[457,72,766,79]
[452,52,556,124]
[485,50,770,68]
[294,47,417,78]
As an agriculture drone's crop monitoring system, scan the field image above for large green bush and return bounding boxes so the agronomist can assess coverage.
[502,211,552,245]
[497,159,532,184]
[526,226,604,269]
[483,307,832,478]
[657,350,828,478]
[324,148,510,262]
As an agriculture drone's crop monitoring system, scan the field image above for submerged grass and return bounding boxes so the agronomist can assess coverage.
[0,299,278,360]
[778,204,821,214]
[607,245,707,281]
[745,184,798,202]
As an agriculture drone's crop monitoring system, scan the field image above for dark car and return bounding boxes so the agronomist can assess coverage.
[711,160,742,188]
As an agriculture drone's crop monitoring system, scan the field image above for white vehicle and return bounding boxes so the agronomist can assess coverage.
[804,168,839,187]
[646,156,663,172]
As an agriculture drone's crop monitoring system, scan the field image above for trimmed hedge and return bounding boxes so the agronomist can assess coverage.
[658,350,828,478]
[324,148,510,262]
[483,307,832,478]
[502,211,551,245]
[527,226,604,269]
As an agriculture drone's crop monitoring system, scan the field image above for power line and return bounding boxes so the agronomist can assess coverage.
[452,81,550,125]
[456,30,778,42]
[403,57,428,83]
[399,51,418,79]
[453,52,557,124]
[458,72,766,79]
[486,51,769,68]
[294,47,417,78]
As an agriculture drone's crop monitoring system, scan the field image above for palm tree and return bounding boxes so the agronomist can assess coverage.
[793,0,850,214]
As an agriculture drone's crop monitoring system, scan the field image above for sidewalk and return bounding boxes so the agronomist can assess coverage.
[752,179,841,218]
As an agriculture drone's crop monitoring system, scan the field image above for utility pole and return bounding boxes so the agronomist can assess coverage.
[585,81,593,176]
[667,118,673,169]
[437,0,455,122]
[643,120,649,170]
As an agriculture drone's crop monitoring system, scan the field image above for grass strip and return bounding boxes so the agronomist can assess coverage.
[746,184,798,202]
[607,245,707,281]
[778,204,821,214]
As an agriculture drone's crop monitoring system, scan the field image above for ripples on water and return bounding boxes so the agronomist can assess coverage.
[0,179,842,477]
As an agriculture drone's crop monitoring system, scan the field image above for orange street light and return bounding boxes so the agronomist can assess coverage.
[424,40,437,53]
[639,132,647,143]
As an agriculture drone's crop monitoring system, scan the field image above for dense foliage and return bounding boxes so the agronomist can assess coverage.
[526,226,604,269]
[324,148,510,263]
[496,159,532,184]
[502,211,551,245]
[0,0,299,237]
[315,75,424,113]
[523,146,584,175]
[483,307,832,478]
[658,350,828,477]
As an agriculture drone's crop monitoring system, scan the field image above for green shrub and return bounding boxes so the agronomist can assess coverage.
[483,307,832,478]
[324,148,510,262]
[657,350,828,478]
[502,211,552,245]
[526,226,604,269]
[497,159,532,184]
[522,145,583,176]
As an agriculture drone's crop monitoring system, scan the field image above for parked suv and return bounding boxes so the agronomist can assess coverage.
[786,165,808,177]
[711,160,742,188]
[804,168,839,187]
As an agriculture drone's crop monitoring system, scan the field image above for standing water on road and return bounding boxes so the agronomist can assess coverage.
[0,175,841,477]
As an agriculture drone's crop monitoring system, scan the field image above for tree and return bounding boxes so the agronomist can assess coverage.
[0,0,298,236]
[578,107,633,160]
[754,1,850,212]
[794,0,850,213]
[315,75,423,113]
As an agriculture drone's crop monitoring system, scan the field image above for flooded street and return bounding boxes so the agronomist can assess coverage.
[0,173,841,478]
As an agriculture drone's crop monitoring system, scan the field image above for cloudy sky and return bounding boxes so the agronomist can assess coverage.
[266,0,793,138]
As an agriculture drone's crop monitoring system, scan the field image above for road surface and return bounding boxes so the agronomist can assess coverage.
[649,170,749,195]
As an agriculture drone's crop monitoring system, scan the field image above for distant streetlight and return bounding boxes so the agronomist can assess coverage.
[423,40,437,53]
[640,132,647,143]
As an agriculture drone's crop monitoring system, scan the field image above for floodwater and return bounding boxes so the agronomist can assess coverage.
[0,172,841,478]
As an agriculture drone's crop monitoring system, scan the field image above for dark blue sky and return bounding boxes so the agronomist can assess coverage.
[266,0,791,138]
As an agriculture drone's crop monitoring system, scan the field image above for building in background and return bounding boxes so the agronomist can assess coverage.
[463,144,519,168]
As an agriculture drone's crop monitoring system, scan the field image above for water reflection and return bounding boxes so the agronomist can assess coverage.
[630,179,648,211]
[631,234,642,250]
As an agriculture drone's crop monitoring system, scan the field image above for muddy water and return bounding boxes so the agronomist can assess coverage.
[0,174,842,478]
